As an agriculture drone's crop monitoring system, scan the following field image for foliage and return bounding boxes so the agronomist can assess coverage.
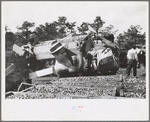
[5,16,146,51]
[5,32,16,50]
[5,25,11,32]
[33,16,76,42]
[90,16,105,34]
[101,25,118,35]
[116,25,145,49]
[16,21,35,40]
[77,22,89,34]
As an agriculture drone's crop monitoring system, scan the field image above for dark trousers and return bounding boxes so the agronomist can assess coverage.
[126,59,137,76]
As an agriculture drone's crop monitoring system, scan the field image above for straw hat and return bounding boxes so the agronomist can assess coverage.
[50,40,64,54]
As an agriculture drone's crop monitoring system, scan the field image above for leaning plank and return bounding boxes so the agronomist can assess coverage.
[5,63,16,76]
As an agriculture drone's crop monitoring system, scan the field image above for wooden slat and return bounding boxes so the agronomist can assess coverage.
[5,63,16,76]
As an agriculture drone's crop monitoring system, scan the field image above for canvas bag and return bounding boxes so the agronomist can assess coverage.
[97,48,119,73]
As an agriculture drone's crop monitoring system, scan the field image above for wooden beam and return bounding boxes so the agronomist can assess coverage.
[5,63,16,76]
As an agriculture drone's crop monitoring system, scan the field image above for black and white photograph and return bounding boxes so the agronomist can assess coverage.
[2,1,149,121]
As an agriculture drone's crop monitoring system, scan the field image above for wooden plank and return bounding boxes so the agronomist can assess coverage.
[29,67,53,79]
[12,44,25,56]
[6,63,12,68]
[6,56,26,63]
[5,63,16,76]
[32,77,59,84]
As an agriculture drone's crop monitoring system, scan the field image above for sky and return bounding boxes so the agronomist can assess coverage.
[2,1,148,36]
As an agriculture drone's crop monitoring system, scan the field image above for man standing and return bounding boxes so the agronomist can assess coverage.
[125,45,138,76]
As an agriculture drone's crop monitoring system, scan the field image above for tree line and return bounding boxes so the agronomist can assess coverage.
[5,16,145,51]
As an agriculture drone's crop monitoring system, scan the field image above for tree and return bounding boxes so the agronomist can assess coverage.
[66,22,76,34]
[58,16,67,25]
[16,21,35,40]
[5,31,16,50]
[102,25,118,35]
[90,16,105,34]
[56,16,76,37]
[77,22,89,34]
[117,25,145,49]
[5,25,11,32]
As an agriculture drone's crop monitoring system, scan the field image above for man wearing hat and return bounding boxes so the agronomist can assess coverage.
[50,40,84,77]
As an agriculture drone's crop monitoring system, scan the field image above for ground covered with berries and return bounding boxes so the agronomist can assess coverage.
[6,67,146,99]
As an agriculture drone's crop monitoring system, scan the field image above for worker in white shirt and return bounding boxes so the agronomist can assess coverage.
[136,46,141,68]
[125,45,138,76]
